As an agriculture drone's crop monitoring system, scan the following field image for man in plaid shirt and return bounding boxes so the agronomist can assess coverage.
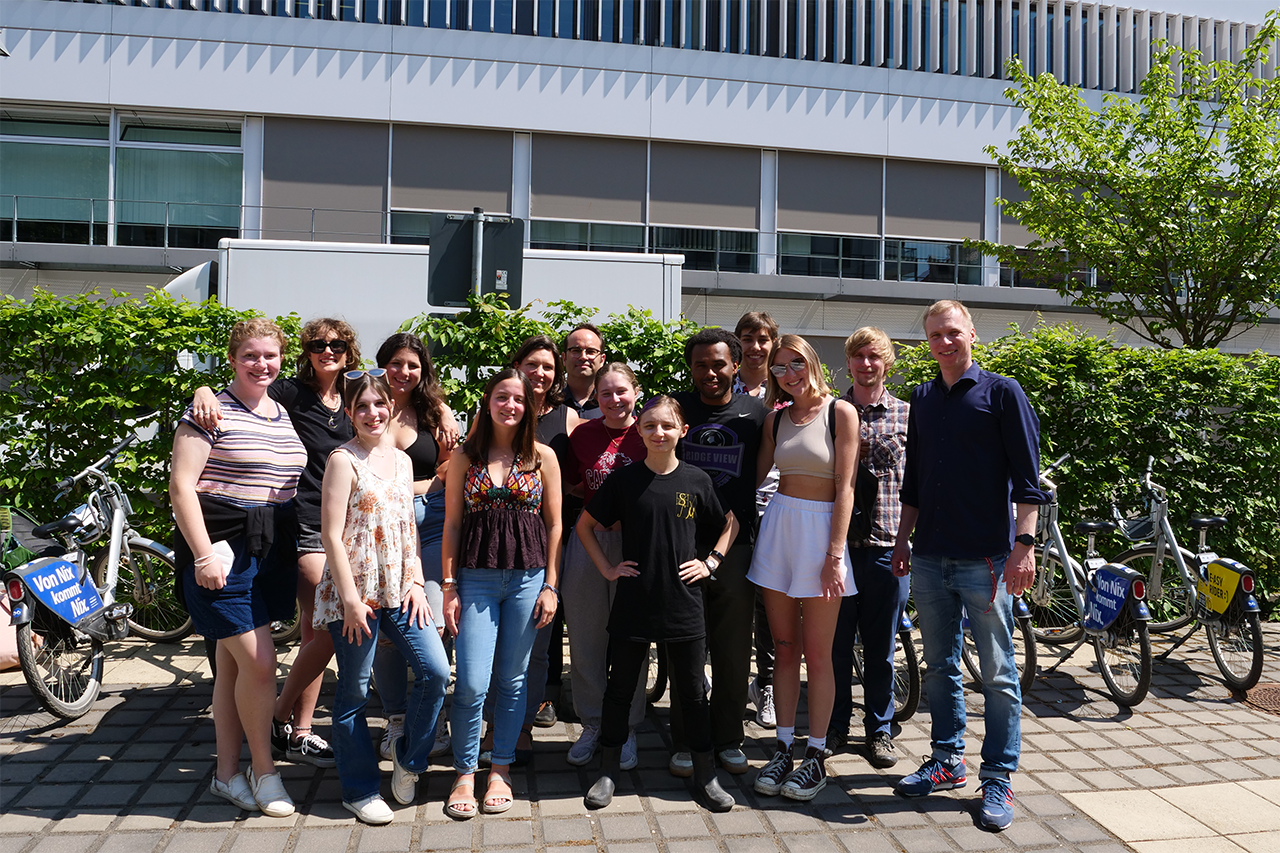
[828,327,911,769]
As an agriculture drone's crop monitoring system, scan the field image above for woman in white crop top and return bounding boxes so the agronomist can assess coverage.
[747,334,860,802]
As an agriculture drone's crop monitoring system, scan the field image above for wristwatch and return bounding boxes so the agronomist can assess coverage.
[705,549,725,575]
[1015,533,1036,547]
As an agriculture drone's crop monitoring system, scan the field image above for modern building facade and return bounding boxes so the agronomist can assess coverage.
[2,0,1277,361]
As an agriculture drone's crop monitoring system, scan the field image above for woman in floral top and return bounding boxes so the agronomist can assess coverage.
[314,371,449,825]
[440,368,563,819]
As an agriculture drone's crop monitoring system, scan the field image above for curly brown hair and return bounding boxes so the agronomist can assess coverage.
[296,317,361,391]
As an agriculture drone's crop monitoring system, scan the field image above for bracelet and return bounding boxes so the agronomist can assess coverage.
[441,578,458,589]
[826,552,842,559]
[412,579,425,589]
[194,553,218,567]
[541,583,560,599]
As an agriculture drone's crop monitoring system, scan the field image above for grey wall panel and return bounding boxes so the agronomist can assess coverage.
[262,118,388,243]
[531,134,647,223]
[777,151,882,235]
[392,126,512,214]
[649,142,760,230]
[999,170,1038,246]
[884,160,985,240]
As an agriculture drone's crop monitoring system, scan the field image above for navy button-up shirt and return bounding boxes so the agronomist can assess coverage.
[900,363,1049,559]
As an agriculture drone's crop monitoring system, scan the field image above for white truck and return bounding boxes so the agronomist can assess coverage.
[164,239,684,349]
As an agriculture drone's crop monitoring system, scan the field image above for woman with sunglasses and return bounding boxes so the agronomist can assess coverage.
[748,334,859,802]
[371,333,460,764]
[192,317,364,767]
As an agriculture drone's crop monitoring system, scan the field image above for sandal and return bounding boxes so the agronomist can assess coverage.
[482,768,514,814]
[445,775,477,821]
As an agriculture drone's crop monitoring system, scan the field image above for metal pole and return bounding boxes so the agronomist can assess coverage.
[471,207,485,298]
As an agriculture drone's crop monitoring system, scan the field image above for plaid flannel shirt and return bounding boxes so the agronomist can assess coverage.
[842,387,910,548]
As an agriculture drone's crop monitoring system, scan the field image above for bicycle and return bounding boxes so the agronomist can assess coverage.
[1111,457,1264,691]
[3,434,190,718]
[960,599,1038,697]
[1025,454,1154,706]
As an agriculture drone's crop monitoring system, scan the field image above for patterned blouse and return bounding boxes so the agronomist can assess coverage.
[312,444,419,628]
[459,455,549,571]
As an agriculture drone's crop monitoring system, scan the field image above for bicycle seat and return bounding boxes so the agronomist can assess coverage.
[32,516,81,539]
[1188,514,1228,531]
[1074,519,1117,535]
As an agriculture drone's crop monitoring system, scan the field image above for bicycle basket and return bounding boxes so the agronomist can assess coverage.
[1,506,39,571]
[1118,516,1154,542]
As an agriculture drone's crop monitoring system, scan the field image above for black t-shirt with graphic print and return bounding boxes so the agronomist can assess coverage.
[587,461,727,642]
[673,391,767,542]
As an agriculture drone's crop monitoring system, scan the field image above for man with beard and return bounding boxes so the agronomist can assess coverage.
[669,328,767,777]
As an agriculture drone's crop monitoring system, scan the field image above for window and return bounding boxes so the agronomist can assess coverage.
[779,233,879,279]
[0,142,109,245]
[390,211,433,245]
[999,248,1090,289]
[115,149,243,248]
[530,220,645,253]
[885,239,982,284]
[650,227,758,272]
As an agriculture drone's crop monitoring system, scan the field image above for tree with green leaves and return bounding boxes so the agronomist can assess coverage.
[977,11,1280,349]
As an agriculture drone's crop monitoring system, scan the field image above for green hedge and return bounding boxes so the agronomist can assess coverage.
[0,288,299,544]
[891,323,1280,604]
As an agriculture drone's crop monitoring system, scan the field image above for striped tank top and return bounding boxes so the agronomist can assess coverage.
[180,389,307,507]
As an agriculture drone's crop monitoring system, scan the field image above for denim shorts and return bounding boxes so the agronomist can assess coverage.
[183,534,298,640]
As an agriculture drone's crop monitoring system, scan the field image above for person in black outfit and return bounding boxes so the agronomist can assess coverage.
[670,328,767,777]
[576,396,738,812]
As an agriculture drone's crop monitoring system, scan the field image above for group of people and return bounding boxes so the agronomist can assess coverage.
[170,298,1045,834]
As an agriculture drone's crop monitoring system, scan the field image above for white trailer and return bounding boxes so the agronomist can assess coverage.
[164,239,683,350]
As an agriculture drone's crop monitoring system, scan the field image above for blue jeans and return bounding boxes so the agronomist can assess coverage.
[452,566,545,773]
[327,606,450,803]
[912,552,1021,782]
[831,546,911,738]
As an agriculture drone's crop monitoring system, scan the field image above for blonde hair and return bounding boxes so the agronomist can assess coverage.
[227,318,287,360]
[843,327,896,373]
[922,299,973,329]
[765,334,830,408]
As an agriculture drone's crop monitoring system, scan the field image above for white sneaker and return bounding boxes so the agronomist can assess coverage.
[246,769,295,818]
[209,772,259,811]
[430,719,452,758]
[344,794,394,825]
[620,730,638,771]
[390,736,419,805]
[380,714,405,761]
[567,724,600,766]
[749,680,777,729]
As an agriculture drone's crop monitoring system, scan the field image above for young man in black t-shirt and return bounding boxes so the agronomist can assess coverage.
[670,327,768,776]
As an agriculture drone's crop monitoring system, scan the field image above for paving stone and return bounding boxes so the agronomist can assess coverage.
[779,834,841,853]
[710,810,768,835]
[542,817,594,843]
[665,841,721,853]
[1015,794,1076,818]
[941,823,1007,850]
[722,838,780,853]
[604,843,659,853]
[1163,763,1224,786]
[97,831,165,853]
[228,833,291,853]
[1077,771,1130,790]
[1202,761,1264,781]
[358,824,412,852]
[30,836,97,853]
[1053,750,1104,771]
[998,818,1059,848]
[654,813,708,838]
[138,781,198,805]
[160,829,231,853]
[1051,817,1127,844]
[1120,768,1179,788]
[598,813,653,841]
[418,821,476,849]
[483,819,535,847]
[17,784,87,808]
[832,830,899,853]
[886,827,952,853]
[74,783,138,807]
[763,809,823,833]
[0,813,53,835]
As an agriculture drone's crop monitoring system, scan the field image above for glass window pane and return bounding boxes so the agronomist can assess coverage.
[0,142,109,222]
[115,148,242,228]
[0,119,110,140]
[530,219,589,249]
[120,124,242,147]
[390,211,432,244]
[588,222,644,250]
[843,236,879,260]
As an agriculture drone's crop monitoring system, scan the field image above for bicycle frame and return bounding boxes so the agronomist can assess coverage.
[1130,471,1205,607]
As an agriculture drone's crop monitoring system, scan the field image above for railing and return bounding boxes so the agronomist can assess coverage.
[55,1,1276,94]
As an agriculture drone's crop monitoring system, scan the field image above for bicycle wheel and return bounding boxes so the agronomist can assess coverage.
[1028,552,1085,645]
[962,615,1037,696]
[1093,618,1152,707]
[271,614,302,645]
[1113,545,1198,633]
[1206,610,1264,692]
[645,643,668,704]
[92,542,193,643]
[852,631,920,723]
[15,611,104,719]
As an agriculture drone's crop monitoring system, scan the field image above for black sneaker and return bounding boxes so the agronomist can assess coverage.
[534,700,557,728]
[825,726,849,754]
[287,731,337,768]
[780,746,828,801]
[270,718,291,760]
[867,732,898,769]
[753,742,794,796]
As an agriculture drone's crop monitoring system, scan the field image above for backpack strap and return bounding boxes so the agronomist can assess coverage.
[771,407,782,444]
[828,398,838,440]
[773,399,840,444]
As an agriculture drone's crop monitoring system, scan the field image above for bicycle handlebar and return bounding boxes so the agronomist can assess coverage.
[56,431,141,495]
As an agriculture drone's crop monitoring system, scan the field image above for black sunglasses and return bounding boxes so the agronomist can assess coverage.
[306,339,349,354]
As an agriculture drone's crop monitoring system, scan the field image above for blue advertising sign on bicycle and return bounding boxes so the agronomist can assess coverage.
[1083,566,1132,632]
[20,558,105,625]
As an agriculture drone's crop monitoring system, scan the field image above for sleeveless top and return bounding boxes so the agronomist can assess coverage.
[459,455,548,571]
[312,444,419,628]
[774,401,837,480]
[404,422,440,483]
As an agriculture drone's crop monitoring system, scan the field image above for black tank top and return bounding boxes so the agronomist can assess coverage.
[404,424,440,483]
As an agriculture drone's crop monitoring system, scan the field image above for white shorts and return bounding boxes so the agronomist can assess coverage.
[748,493,856,599]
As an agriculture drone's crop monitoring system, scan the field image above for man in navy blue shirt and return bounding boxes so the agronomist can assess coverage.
[890,300,1048,832]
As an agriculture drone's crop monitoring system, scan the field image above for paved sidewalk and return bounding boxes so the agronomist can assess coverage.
[2,625,1279,853]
